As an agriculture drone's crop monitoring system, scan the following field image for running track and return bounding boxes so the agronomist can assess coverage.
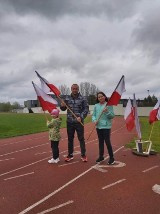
[0,117,160,214]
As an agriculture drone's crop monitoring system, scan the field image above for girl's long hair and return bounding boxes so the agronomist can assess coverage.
[96,92,108,103]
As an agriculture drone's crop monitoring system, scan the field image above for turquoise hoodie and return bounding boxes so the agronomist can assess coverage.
[92,102,115,129]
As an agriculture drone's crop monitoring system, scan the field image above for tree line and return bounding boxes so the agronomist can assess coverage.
[0,82,158,112]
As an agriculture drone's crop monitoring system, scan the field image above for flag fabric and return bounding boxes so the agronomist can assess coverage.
[149,99,160,124]
[35,71,61,96]
[107,75,126,106]
[39,77,52,94]
[32,82,57,113]
[124,98,135,131]
[133,93,142,140]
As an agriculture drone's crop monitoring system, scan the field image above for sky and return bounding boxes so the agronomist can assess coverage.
[0,0,160,105]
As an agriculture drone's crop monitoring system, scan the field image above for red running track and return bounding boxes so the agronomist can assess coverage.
[0,117,160,214]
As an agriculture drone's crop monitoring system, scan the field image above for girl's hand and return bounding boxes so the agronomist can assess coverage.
[103,107,108,112]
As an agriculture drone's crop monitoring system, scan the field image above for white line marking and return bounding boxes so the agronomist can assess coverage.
[0,158,15,162]
[152,184,160,195]
[59,161,79,167]
[102,179,126,190]
[4,172,34,181]
[0,143,48,157]
[37,200,74,214]
[98,161,126,168]
[18,146,124,214]
[142,165,159,173]
[0,157,49,177]
[92,165,108,173]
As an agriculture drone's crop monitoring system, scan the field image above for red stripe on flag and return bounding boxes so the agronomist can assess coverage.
[107,91,121,106]
[125,111,135,131]
[149,108,159,124]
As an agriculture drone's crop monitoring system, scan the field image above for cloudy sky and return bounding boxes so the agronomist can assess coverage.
[0,0,160,105]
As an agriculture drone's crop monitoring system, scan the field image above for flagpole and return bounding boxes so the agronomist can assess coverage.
[87,105,106,140]
[114,75,124,90]
[87,75,125,141]
[149,122,155,141]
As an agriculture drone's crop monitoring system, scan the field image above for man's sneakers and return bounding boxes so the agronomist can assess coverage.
[81,155,88,162]
[65,155,74,162]
[48,158,60,164]
[96,157,104,163]
[107,158,115,165]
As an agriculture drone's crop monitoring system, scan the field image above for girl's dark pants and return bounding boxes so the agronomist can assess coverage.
[96,128,114,159]
[67,122,86,156]
[51,141,59,159]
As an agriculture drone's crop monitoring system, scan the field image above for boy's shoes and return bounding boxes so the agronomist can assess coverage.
[81,155,88,162]
[65,155,74,162]
[96,157,104,163]
[48,158,60,164]
[107,158,115,165]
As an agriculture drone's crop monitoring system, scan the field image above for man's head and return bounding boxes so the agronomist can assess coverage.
[71,84,79,96]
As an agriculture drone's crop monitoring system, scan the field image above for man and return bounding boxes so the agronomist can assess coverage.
[60,84,89,162]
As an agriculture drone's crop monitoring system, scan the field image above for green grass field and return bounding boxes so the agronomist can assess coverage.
[0,113,159,152]
[0,113,91,139]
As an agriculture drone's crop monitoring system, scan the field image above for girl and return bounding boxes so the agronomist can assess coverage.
[47,109,62,164]
[92,92,115,165]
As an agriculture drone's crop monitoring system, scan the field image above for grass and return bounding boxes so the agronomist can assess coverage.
[0,113,91,139]
[0,113,159,153]
[126,117,160,153]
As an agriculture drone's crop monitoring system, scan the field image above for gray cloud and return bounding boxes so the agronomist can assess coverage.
[0,0,160,105]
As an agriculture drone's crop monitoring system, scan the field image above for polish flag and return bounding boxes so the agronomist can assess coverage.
[107,75,126,106]
[124,98,135,131]
[35,71,61,96]
[32,82,57,113]
[149,99,160,124]
[133,94,142,140]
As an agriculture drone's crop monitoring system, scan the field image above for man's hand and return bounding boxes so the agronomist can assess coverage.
[77,117,82,123]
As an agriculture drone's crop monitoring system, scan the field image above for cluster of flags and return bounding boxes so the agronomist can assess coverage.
[32,71,61,113]
[32,72,159,139]
[124,94,160,139]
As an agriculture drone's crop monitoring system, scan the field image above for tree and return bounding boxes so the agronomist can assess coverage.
[59,84,70,95]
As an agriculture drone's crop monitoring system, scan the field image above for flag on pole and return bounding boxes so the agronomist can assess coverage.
[35,71,61,96]
[133,93,142,140]
[124,98,135,131]
[107,75,126,106]
[149,99,160,124]
[32,81,57,113]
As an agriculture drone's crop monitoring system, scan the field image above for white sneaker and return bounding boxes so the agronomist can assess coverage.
[54,158,60,163]
[48,158,55,164]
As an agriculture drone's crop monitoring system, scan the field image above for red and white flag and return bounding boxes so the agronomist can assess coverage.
[149,99,160,124]
[133,94,142,140]
[107,75,126,106]
[124,98,135,131]
[35,71,61,96]
[32,81,57,113]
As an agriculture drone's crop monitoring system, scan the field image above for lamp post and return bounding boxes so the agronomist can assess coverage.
[147,90,150,97]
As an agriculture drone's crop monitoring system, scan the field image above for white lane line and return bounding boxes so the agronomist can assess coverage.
[0,143,48,157]
[152,184,160,195]
[0,158,15,162]
[37,200,74,214]
[59,161,79,167]
[102,179,126,190]
[142,165,159,173]
[4,172,34,181]
[18,146,124,214]
[0,157,50,177]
